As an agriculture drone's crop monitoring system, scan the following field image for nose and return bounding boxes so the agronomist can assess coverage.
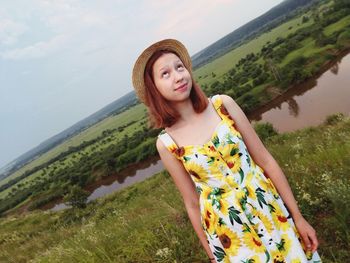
[174,70,184,82]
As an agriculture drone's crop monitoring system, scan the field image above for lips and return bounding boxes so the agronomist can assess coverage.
[175,83,187,90]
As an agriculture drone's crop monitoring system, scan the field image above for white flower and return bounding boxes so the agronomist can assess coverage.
[156,247,172,259]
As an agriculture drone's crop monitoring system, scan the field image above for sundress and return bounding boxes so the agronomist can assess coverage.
[158,94,322,263]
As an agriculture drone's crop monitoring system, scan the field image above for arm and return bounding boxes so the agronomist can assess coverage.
[156,138,216,261]
[220,94,319,253]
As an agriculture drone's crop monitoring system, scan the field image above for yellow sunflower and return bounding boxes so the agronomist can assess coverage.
[216,224,241,257]
[201,186,212,200]
[242,226,265,253]
[270,200,290,232]
[168,143,178,155]
[201,200,218,235]
[185,161,207,183]
[291,258,302,263]
[258,176,270,192]
[256,211,274,234]
[226,175,239,189]
[226,155,242,174]
[270,250,286,263]
[244,181,257,201]
[217,196,230,216]
[267,178,279,198]
[207,161,223,176]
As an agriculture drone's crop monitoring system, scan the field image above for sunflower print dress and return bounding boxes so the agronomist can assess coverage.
[158,94,322,263]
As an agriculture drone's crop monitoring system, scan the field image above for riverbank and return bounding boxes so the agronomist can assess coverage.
[0,113,349,262]
[248,47,350,119]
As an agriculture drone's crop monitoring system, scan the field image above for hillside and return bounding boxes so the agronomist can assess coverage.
[191,0,318,69]
[0,91,137,181]
[0,114,348,262]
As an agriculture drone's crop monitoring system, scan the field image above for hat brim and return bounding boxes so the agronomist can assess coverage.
[132,39,192,105]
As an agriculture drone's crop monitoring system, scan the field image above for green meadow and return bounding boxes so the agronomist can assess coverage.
[193,15,313,86]
[192,0,338,87]
[0,114,349,262]
[0,103,147,189]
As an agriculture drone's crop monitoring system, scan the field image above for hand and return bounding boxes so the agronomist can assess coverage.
[294,216,319,253]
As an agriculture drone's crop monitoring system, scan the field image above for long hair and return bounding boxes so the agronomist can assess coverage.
[143,49,208,128]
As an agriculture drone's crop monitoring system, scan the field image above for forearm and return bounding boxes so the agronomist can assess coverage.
[260,157,303,220]
[185,202,216,260]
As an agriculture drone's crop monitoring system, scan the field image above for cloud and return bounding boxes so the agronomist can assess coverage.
[0,0,122,60]
[139,0,238,54]
[0,34,68,60]
[0,18,28,45]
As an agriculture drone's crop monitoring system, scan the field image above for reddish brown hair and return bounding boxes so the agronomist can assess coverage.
[143,49,208,128]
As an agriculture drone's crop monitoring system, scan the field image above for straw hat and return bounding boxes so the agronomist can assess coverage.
[132,38,192,105]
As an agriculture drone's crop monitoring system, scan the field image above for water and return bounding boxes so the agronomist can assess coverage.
[249,52,350,132]
[50,157,164,211]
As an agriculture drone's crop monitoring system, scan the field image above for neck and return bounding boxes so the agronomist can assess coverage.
[171,97,198,123]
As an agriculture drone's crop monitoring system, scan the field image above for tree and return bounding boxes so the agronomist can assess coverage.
[63,185,90,209]
[302,16,309,24]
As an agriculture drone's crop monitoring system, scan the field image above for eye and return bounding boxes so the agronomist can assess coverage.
[177,64,184,70]
[162,71,169,78]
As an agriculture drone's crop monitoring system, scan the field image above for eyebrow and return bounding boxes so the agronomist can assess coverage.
[159,59,182,72]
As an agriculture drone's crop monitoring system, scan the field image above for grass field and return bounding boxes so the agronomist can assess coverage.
[193,14,314,87]
[0,114,349,262]
[281,15,350,67]
[0,103,146,189]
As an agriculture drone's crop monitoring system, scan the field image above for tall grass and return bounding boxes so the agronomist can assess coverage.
[0,114,349,262]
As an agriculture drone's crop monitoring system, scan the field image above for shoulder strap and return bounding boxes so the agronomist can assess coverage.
[211,94,235,123]
[157,130,182,160]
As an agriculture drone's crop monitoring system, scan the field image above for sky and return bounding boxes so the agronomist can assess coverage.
[0,0,284,169]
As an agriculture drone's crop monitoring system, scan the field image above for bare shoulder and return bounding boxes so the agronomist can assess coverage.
[156,136,167,153]
[219,93,243,119]
[219,94,238,107]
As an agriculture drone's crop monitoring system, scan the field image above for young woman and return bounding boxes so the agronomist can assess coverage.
[132,39,321,262]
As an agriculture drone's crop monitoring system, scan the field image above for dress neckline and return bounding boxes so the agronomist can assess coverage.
[176,118,226,149]
[163,96,226,149]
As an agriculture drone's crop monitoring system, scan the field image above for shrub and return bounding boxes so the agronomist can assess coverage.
[63,185,90,209]
[253,122,278,141]
[323,113,346,125]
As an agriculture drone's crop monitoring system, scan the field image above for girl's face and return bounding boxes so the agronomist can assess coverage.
[152,52,192,102]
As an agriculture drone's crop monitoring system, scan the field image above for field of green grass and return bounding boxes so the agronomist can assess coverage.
[0,114,349,262]
[193,14,314,87]
[0,104,147,191]
[281,15,350,67]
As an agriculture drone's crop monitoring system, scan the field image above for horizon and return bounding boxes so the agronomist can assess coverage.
[0,0,283,169]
